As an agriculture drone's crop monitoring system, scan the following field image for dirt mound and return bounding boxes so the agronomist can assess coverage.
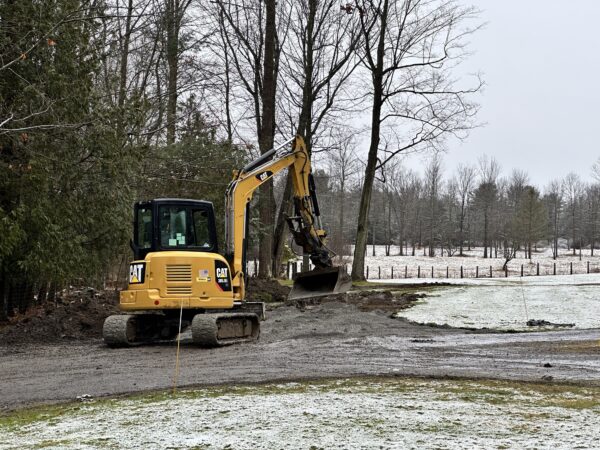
[245,278,290,303]
[0,287,119,344]
[290,289,425,313]
[0,280,291,344]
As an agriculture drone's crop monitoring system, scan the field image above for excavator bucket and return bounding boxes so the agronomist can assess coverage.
[288,266,352,301]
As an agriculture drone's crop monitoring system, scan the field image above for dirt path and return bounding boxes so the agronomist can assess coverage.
[1,301,599,412]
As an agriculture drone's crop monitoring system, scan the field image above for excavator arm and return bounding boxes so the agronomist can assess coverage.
[224,135,349,301]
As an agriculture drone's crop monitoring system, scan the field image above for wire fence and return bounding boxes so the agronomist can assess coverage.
[247,259,600,280]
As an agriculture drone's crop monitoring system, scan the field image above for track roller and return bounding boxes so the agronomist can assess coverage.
[191,313,260,347]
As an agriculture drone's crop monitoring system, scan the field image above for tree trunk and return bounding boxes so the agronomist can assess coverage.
[257,0,278,278]
[483,208,488,258]
[166,0,179,145]
[271,174,294,276]
[351,85,383,280]
[271,0,316,275]
[459,199,465,256]
[116,0,134,139]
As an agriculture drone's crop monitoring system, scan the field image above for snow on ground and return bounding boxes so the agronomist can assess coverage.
[376,274,600,331]
[258,246,600,279]
[1,377,598,449]
[353,245,600,280]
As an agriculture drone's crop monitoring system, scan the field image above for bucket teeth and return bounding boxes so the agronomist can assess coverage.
[288,267,352,301]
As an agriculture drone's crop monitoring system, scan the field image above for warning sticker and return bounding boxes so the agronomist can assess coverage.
[198,269,210,282]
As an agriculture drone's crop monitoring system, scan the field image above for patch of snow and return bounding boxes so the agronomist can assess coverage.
[1,378,598,449]
[385,276,600,330]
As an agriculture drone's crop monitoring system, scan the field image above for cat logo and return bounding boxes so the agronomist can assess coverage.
[214,260,232,291]
[129,263,145,284]
[255,170,273,182]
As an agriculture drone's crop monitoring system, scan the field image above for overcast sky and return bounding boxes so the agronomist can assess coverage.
[404,0,600,187]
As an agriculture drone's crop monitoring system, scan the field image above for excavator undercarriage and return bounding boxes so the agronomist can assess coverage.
[103,303,264,347]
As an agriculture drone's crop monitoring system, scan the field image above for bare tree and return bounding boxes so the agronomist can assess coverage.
[350,0,481,280]
[327,132,360,256]
[544,180,563,259]
[424,154,443,256]
[476,155,500,258]
[592,158,600,182]
[563,173,584,256]
[454,164,476,255]
[214,0,286,277]
[271,0,361,274]
[585,184,600,256]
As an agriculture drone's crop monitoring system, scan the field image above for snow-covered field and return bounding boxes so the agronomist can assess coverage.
[262,246,600,279]
[1,377,598,449]
[377,274,600,331]
[355,245,600,279]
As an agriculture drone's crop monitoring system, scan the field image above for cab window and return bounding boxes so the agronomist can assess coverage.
[192,209,211,248]
[136,207,152,249]
[158,205,214,250]
[159,206,188,247]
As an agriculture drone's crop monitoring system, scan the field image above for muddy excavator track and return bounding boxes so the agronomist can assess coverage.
[102,314,179,347]
[191,313,260,347]
[103,312,261,348]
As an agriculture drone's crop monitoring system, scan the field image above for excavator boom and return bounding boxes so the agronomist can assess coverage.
[224,135,350,301]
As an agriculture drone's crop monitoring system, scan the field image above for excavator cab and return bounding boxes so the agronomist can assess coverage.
[131,199,218,260]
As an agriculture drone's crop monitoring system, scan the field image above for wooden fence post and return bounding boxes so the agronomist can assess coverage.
[536,263,539,276]
[431,266,434,278]
[446,266,449,278]
[521,264,523,277]
[553,263,556,275]
[476,266,479,278]
[587,261,590,274]
[405,266,408,278]
[570,262,573,275]
[391,267,394,279]
[418,266,421,278]
[505,266,508,277]
[366,266,369,279]
[490,266,492,278]
[378,266,381,279]
[460,266,463,278]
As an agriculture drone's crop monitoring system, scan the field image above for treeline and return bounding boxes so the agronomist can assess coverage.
[0,1,246,319]
[315,155,600,263]
[1,0,482,317]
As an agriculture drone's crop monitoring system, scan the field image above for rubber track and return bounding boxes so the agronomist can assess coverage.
[191,313,260,347]
[103,315,136,347]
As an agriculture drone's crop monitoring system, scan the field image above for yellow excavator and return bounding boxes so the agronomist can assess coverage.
[103,135,351,347]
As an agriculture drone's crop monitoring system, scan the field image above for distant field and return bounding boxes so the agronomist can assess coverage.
[350,246,600,279]
[249,246,600,279]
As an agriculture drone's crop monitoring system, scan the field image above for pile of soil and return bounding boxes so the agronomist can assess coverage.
[0,288,119,345]
[0,279,290,345]
[245,278,290,303]
[290,289,425,314]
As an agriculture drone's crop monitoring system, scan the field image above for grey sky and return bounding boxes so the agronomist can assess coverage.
[405,0,600,187]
